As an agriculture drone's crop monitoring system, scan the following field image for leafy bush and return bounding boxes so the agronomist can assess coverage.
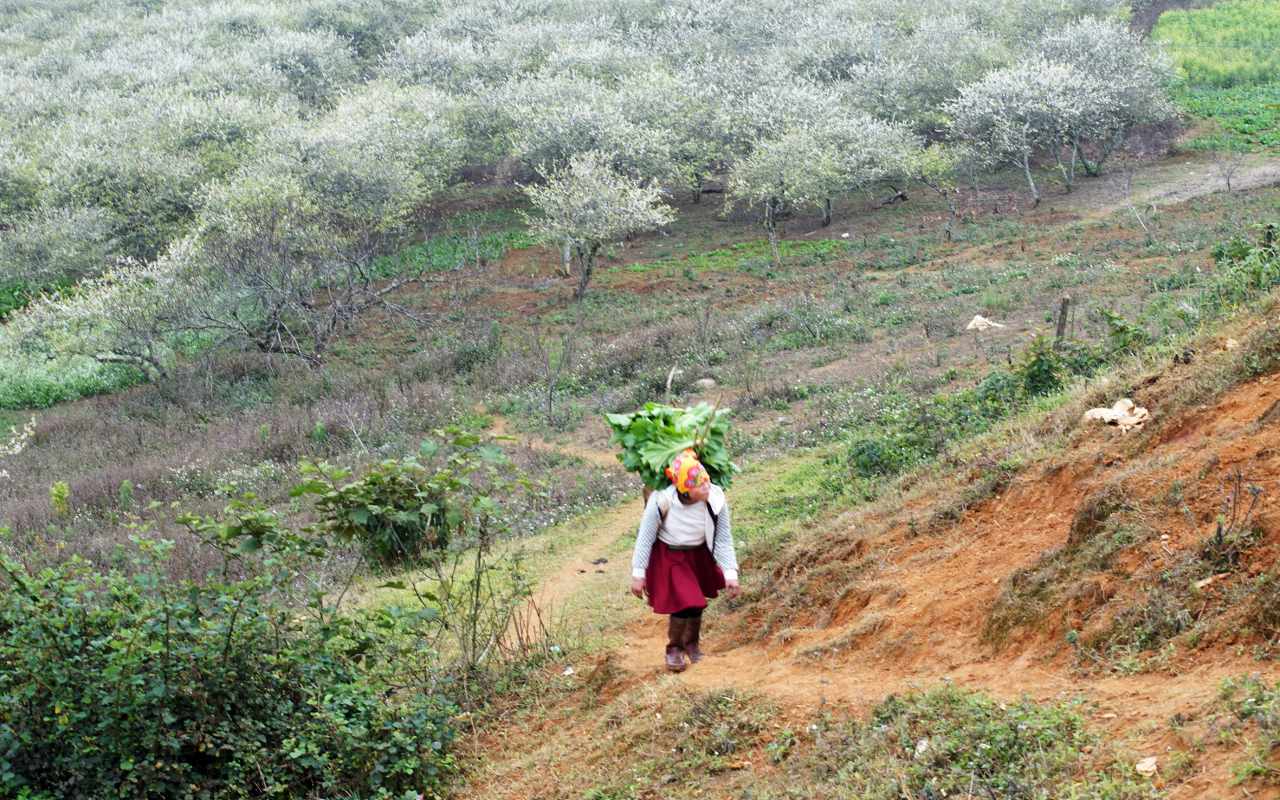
[844,371,1022,480]
[0,520,458,800]
[295,429,509,566]
[1015,335,1065,397]
[1099,309,1152,355]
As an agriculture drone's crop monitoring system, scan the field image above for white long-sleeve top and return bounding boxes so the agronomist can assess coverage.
[630,484,739,582]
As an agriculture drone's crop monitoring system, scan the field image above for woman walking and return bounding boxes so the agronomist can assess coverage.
[630,449,740,671]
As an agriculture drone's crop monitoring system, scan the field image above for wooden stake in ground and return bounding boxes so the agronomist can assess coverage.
[1054,297,1071,347]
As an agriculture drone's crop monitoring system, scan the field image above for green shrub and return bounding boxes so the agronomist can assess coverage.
[0,523,458,800]
[295,429,509,566]
[1100,309,1151,356]
[1014,335,1065,397]
[1214,236,1255,265]
[48,481,70,517]
[118,479,135,510]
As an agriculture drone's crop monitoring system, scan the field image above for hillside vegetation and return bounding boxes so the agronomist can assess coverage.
[2,0,1280,798]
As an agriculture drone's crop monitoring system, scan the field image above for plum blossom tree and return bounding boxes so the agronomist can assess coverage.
[4,241,193,380]
[726,112,916,264]
[946,58,1105,204]
[191,84,465,362]
[725,128,839,267]
[522,151,675,300]
[493,74,679,184]
[1035,17,1174,177]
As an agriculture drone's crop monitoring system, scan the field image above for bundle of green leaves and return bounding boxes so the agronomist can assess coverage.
[605,402,739,490]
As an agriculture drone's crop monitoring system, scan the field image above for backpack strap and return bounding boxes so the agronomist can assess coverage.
[706,501,718,552]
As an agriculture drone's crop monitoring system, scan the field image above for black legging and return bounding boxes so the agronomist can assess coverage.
[672,606,704,619]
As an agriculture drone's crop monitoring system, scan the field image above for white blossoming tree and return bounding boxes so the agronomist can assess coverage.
[522,151,675,301]
[494,74,680,184]
[1036,17,1174,178]
[192,83,465,362]
[725,129,839,267]
[726,112,916,264]
[946,58,1105,204]
[4,243,193,380]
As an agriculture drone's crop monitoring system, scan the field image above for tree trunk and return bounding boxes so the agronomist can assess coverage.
[573,244,597,301]
[821,198,832,227]
[692,173,703,205]
[1054,146,1074,193]
[561,239,572,277]
[1088,128,1125,177]
[765,199,782,269]
[1021,153,1040,208]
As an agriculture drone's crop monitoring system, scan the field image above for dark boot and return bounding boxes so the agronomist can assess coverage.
[665,616,688,672]
[683,615,704,663]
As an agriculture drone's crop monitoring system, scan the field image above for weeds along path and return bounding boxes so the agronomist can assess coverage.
[489,414,621,472]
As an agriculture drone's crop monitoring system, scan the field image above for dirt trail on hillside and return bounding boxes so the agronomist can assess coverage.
[489,414,620,471]
[1061,153,1280,219]
[478,351,1280,799]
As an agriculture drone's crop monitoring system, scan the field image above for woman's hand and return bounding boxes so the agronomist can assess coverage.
[724,578,741,599]
[630,577,646,598]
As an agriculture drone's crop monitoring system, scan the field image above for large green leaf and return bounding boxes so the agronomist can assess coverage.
[603,402,738,489]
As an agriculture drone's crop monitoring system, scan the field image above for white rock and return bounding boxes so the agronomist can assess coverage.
[693,378,717,391]
[1135,756,1157,776]
[965,315,1007,332]
[1083,398,1151,433]
[562,665,575,676]
[1226,338,1241,350]
[914,738,930,759]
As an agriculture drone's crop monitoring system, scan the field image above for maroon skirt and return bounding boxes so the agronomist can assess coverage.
[645,540,726,615]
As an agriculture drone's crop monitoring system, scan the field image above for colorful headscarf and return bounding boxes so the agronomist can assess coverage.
[666,449,710,493]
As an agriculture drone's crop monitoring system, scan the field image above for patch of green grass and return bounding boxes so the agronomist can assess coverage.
[733,449,847,551]
[619,238,850,275]
[1155,0,1280,89]
[801,686,1156,799]
[0,359,146,411]
[1217,674,1280,784]
[1155,0,1280,150]
[372,225,535,277]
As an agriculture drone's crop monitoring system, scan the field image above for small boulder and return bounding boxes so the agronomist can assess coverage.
[693,377,717,391]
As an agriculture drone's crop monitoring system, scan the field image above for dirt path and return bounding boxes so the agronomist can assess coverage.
[1057,152,1280,218]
